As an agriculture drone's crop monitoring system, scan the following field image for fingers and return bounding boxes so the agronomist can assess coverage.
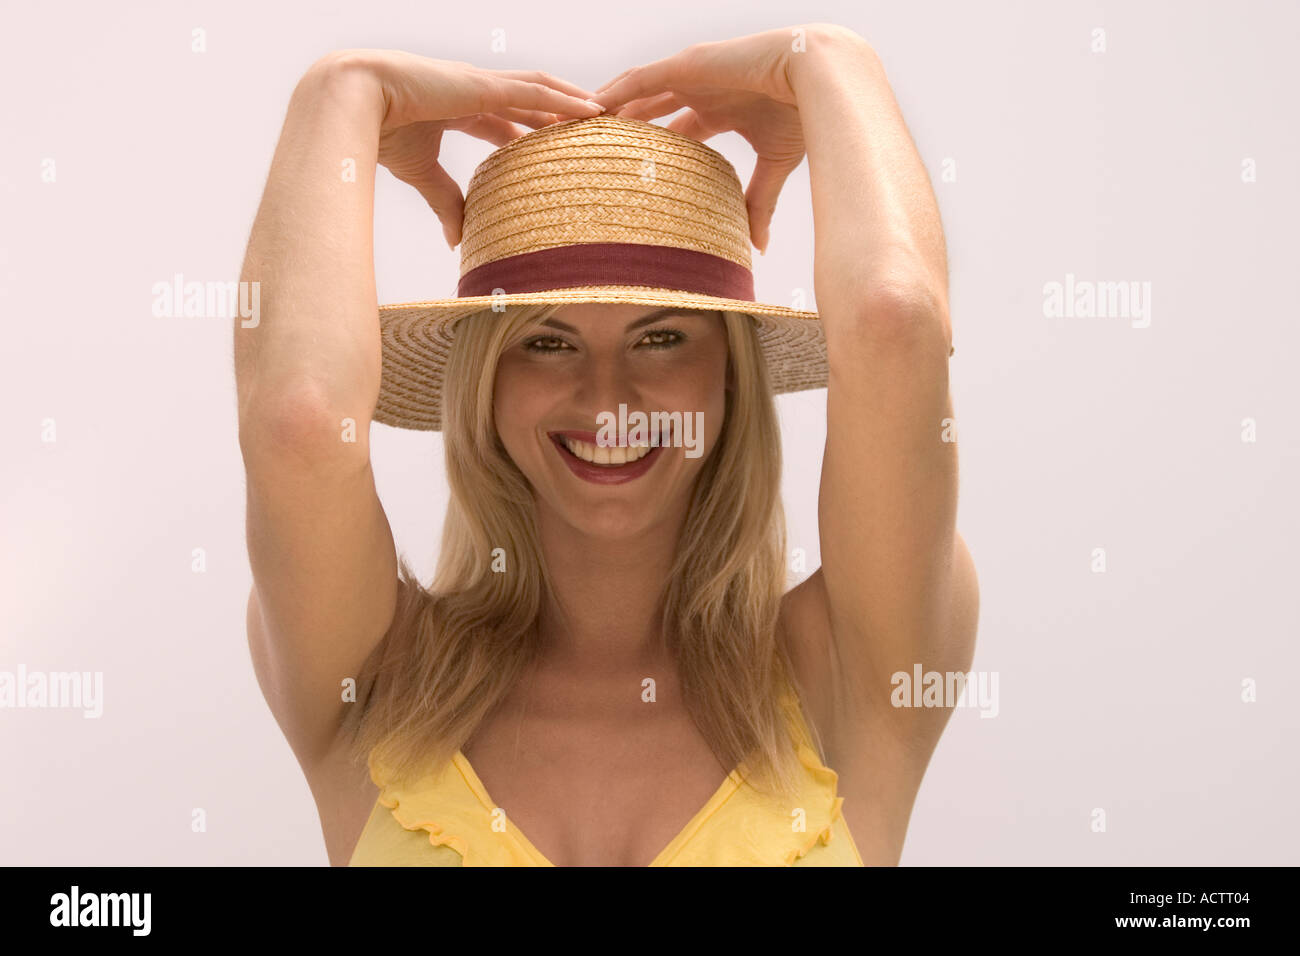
[479,72,604,119]
[591,52,684,111]
[593,64,637,95]
[744,155,799,255]
[665,108,715,142]
[492,106,564,128]
[489,68,598,101]
[591,40,736,110]
[614,91,682,122]
[450,105,594,136]
[374,54,603,129]
[441,112,529,147]
[411,161,466,250]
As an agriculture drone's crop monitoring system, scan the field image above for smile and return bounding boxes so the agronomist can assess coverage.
[547,430,666,485]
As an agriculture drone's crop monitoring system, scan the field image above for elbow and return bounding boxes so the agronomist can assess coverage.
[870,287,949,341]
[238,378,368,469]
[825,286,953,373]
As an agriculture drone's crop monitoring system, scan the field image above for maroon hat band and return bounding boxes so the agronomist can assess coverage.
[456,241,755,301]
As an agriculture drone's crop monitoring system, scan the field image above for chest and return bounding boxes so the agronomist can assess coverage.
[461,680,735,867]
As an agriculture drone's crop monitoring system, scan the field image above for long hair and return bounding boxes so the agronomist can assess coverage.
[341,303,814,798]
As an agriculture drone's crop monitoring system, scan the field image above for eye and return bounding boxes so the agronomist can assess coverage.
[522,335,574,354]
[637,328,686,349]
[521,328,687,354]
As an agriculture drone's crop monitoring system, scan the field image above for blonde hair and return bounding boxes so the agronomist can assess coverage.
[342,303,814,798]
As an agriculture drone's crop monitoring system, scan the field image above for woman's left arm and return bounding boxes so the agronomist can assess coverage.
[790,25,978,749]
[591,22,979,759]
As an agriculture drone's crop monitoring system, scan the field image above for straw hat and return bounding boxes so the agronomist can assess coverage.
[375,114,830,432]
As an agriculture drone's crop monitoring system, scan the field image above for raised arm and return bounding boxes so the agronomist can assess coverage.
[789,25,978,751]
[590,24,979,758]
[234,51,606,777]
[235,56,400,777]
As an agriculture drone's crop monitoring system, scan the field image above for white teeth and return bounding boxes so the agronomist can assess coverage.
[560,436,653,466]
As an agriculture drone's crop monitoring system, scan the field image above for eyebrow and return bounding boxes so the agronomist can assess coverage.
[535,308,711,335]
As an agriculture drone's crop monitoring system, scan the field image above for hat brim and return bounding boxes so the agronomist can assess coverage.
[374,287,826,431]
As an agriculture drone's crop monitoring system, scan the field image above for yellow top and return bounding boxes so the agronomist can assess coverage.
[348,689,864,866]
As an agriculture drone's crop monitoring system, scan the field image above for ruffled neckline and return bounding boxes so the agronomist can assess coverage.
[365,689,860,866]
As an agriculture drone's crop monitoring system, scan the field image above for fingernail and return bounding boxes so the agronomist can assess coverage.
[584,99,605,113]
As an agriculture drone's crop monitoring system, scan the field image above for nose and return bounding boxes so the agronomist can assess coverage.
[570,349,643,424]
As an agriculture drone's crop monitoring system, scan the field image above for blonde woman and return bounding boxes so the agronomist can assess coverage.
[235,23,978,867]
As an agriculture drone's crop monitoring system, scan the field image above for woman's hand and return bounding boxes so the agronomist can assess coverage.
[590,26,818,254]
[307,50,606,248]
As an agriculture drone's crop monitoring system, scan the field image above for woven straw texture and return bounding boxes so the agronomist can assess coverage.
[375,114,827,432]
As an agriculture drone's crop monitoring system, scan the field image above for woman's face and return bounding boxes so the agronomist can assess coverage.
[493,304,730,540]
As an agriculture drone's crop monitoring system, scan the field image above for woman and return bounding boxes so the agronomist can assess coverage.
[235,23,979,867]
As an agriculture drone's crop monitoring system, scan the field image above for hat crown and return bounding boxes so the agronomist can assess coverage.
[456,115,754,281]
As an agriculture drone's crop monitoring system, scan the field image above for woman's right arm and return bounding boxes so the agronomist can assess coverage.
[235,56,397,778]
[234,52,605,776]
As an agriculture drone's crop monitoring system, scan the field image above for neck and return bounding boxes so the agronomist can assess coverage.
[533,503,688,672]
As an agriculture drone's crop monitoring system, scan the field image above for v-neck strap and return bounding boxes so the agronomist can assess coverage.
[349,689,864,866]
